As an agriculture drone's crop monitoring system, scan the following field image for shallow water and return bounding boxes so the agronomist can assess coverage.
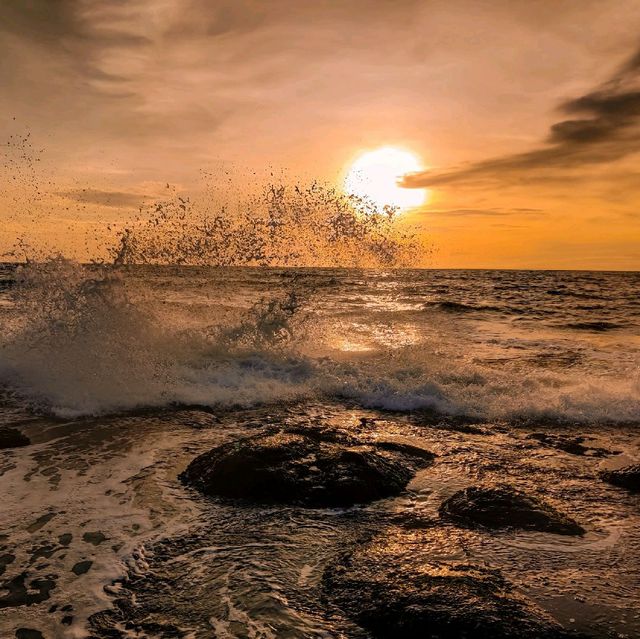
[0,266,639,638]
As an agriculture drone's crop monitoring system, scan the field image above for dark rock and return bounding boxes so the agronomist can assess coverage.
[0,553,15,576]
[0,428,30,449]
[600,464,640,492]
[527,433,616,457]
[439,485,584,536]
[0,573,56,608]
[72,560,93,576]
[58,533,73,546]
[27,512,56,533]
[179,428,435,507]
[414,412,489,434]
[437,422,490,435]
[323,531,575,639]
[83,531,107,546]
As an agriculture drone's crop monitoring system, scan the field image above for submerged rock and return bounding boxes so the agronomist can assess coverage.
[527,433,616,457]
[179,428,434,507]
[439,486,584,535]
[601,464,640,492]
[323,530,576,639]
[0,428,30,449]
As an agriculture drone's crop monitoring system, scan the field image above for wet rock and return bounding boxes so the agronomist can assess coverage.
[58,533,73,546]
[83,531,107,546]
[600,464,640,492]
[72,560,93,575]
[0,428,30,449]
[323,531,576,639]
[527,433,616,457]
[179,428,435,507]
[437,422,490,435]
[414,412,489,434]
[26,512,56,533]
[0,553,15,576]
[0,573,56,608]
[439,486,584,536]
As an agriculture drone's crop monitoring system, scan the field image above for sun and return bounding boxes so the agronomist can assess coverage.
[344,146,427,210]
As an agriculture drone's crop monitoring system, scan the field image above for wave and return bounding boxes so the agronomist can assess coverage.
[546,289,607,300]
[565,321,625,332]
[423,300,504,314]
[1,260,638,426]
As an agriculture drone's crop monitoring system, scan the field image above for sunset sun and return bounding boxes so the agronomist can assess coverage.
[344,147,427,210]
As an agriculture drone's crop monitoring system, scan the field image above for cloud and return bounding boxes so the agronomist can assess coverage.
[57,188,149,208]
[404,43,640,188]
[427,207,543,217]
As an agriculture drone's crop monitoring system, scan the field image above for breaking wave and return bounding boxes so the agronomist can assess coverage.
[0,175,637,425]
[0,259,638,425]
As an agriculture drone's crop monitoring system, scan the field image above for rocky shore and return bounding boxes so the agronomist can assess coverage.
[1,404,638,638]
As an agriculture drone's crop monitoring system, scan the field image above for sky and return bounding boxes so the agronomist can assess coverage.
[1,0,639,269]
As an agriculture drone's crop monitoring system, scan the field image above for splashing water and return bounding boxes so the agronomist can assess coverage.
[0,173,431,416]
[0,257,639,425]
[108,181,423,268]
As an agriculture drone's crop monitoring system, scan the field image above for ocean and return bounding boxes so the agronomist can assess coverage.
[0,263,639,637]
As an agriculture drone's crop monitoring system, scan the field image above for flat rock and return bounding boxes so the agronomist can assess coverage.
[439,485,584,535]
[179,428,434,507]
[323,530,576,639]
[600,464,640,492]
[0,428,30,449]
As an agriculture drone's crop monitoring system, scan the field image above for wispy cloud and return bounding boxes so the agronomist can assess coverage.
[57,188,149,208]
[405,43,640,188]
[427,207,544,217]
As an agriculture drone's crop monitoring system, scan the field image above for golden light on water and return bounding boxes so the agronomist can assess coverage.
[344,147,428,210]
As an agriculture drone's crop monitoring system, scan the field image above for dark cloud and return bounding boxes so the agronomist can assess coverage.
[0,1,151,60]
[405,43,640,188]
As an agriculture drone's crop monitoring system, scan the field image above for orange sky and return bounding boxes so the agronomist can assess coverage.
[1,1,639,269]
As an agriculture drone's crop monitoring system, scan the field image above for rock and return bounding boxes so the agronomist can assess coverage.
[600,464,640,492]
[83,531,107,546]
[0,553,15,576]
[323,530,575,639]
[439,486,584,536]
[0,428,30,449]
[0,573,56,608]
[179,428,435,507]
[527,433,615,457]
[72,560,93,576]
[58,533,73,546]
